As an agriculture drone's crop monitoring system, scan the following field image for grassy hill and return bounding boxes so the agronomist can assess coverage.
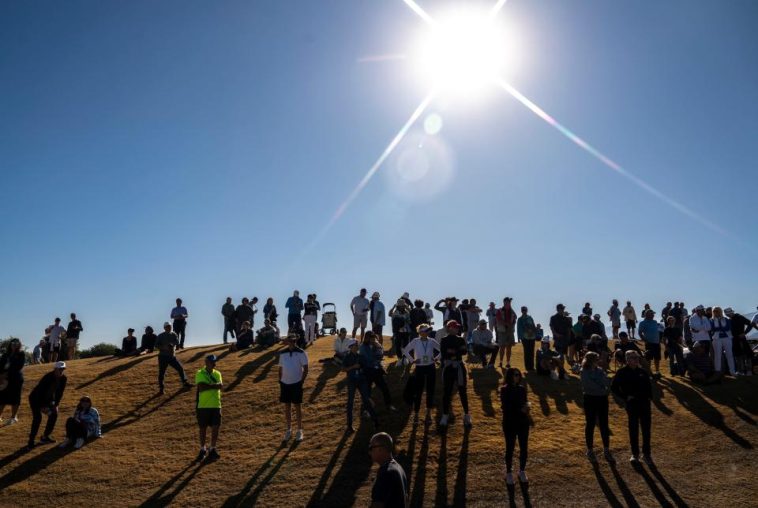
[0,338,755,507]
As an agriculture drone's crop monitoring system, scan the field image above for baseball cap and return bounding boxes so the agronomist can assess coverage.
[478,319,487,325]
[163,321,171,328]
[206,354,218,362]
[55,361,66,369]
[695,305,705,311]
[445,320,461,329]
[724,307,734,315]
[541,336,551,343]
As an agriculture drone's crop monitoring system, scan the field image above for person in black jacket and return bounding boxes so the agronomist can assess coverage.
[139,326,158,354]
[221,297,236,344]
[0,338,26,424]
[439,320,472,429]
[500,367,532,485]
[611,350,653,464]
[28,361,67,449]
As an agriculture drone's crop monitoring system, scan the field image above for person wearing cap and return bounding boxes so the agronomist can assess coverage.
[350,288,370,340]
[27,361,67,448]
[710,307,736,376]
[516,307,538,371]
[536,337,564,379]
[622,301,638,340]
[170,298,189,350]
[221,297,236,344]
[403,324,441,421]
[48,317,66,364]
[285,290,304,334]
[0,338,26,425]
[439,320,472,428]
[607,300,622,340]
[332,328,352,365]
[495,298,517,369]
[549,304,572,372]
[342,339,378,432]
[279,333,309,442]
[611,350,653,465]
[59,395,101,450]
[638,309,662,378]
[155,322,192,394]
[369,292,386,338]
[119,328,138,357]
[689,305,712,347]
[471,319,497,368]
[389,299,411,363]
[369,432,409,508]
[195,354,223,461]
[726,307,754,376]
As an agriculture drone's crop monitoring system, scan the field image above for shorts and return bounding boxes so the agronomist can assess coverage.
[280,381,303,404]
[626,320,636,329]
[496,328,515,346]
[645,343,661,361]
[353,314,368,329]
[611,321,621,328]
[196,408,222,427]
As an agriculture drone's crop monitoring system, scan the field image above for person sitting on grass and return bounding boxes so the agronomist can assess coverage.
[118,329,138,357]
[614,332,643,368]
[471,319,497,368]
[536,337,564,380]
[586,333,611,371]
[230,321,254,351]
[332,328,352,365]
[139,326,157,354]
[684,341,722,385]
[59,395,101,450]
[256,319,279,348]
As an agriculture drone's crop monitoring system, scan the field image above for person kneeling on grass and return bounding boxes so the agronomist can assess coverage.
[195,354,223,462]
[59,396,101,449]
[536,337,564,380]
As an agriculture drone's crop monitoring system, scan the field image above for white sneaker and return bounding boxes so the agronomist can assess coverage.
[505,472,514,485]
[4,417,18,426]
[519,471,529,483]
[439,414,449,426]
[295,429,304,442]
[283,429,292,442]
[74,438,85,449]
[58,438,71,449]
[463,414,473,428]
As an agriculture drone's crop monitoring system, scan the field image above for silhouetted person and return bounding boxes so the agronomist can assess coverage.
[28,361,67,449]
[369,432,409,508]
[171,298,189,349]
[222,297,236,344]
[155,322,191,394]
[611,350,653,464]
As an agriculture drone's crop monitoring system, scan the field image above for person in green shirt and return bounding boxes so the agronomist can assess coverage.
[195,354,223,462]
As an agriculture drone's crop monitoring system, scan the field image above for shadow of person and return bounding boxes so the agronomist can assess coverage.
[409,421,431,507]
[102,391,181,434]
[524,372,581,416]
[696,382,757,426]
[306,431,350,507]
[186,345,227,364]
[139,460,206,507]
[609,462,640,508]
[224,347,282,392]
[647,463,690,508]
[452,428,470,507]
[592,462,624,508]
[651,381,673,416]
[77,354,153,389]
[524,372,551,416]
[471,367,499,417]
[631,461,674,507]
[433,433,448,508]
[308,363,341,404]
[661,377,753,449]
[0,445,77,491]
[222,441,297,508]
[519,478,532,508]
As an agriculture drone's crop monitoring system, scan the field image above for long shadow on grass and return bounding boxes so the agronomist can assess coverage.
[434,433,448,507]
[452,428,470,507]
[77,354,154,389]
[102,390,185,434]
[525,372,580,416]
[0,445,77,491]
[222,441,299,507]
[647,463,689,508]
[409,422,431,507]
[697,381,757,426]
[185,345,228,364]
[631,462,674,508]
[661,378,753,449]
[139,461,207,507]
[609,462,640,508]
[306,431,350,507]
[308,363,341,404]
[225,347,282,392]
[471,367,499,417]
[591,463,624,508]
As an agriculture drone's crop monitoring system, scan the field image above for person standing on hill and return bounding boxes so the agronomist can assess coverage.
[263,297,278,325]
[222,297,236,344]
[622,301,637,339]
[27,361,67,449]
[607,300,622,339]
[155,322,191,394]
[689,305,712,347]
[409,300,428,341]
[725,307,754,376]
[495,298,517,368]
[48,317,66,364]
[235,297,254,335]
[279,334,308,443]
[285,290,304,333]
[171,298,189,349]
[710,306,736,376]
[195,354,223,462]
[303,294,319,346]
[516,307,537,372]
[0,338,26,425]
[423,303,434,327]
[351,288,370,340]
[611,350,653,465]
[500,367,532,485]
[439,320,472,429]
[486,302,497,333]
[66,313,83,360]
[370,292,386,338]
[402,324,441,422]
[369,432,409,508]
[389,299,411,362]
[638,310,662,378]
[581,352,613,463]
[342,340,378,433]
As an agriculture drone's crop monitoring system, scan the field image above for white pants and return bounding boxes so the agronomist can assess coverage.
[304,315,317,343]
[712,336,735,375]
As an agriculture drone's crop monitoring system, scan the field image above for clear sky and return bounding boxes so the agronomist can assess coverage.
[2,0,757,348]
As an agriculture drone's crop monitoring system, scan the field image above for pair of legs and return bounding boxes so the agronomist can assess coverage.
[352,316,367,340]
[584,395,610,450]
[667,344,685,375]
[65,417,88,441]
[173,320,187,348]
[473,344,497,366]
[612,324,620,340]
[372,324,383,338]
[498,344,513,367]
[627,321,636,339]
[503,421,529,473]
[522,339,535,371]
[394,333,410,358]
[198,424,219,450]
[626,400,651,458]
[50,346,60,364]
[304,315,317,344]
[442,364,469,416]
[0,403,20,420]
[283,402,302,431]
[712,337,736,375]
[287,314,301,334]
[366,369,392,409]
[413,365,436,414]
[347,377,377,428]
[29,401,57,445]
[223,319,235,343]
[158,355,188,392]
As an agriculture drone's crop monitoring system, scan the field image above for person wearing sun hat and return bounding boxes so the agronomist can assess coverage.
[195,354,223,461]
[369,292,386,338]
[439,320,472,428]
[27,361,67,449]
[402,323,441,422]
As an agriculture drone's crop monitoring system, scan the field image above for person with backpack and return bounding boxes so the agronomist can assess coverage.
[710,306,736,376]
[28,361,67,449]
[195,354,223,461]
[402,324,441,423]
[516,306,537,371]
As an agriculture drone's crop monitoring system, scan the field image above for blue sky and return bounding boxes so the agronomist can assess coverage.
[1,0,756,348]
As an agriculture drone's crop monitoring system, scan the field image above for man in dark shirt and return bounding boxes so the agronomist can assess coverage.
[170,298,189,349]
[725,307,755,376]
[370,432,408,508]
[549,304,572,370]
[222,297,236,344]
[439,320,472,428]
[65,312,83,360]
[235,298,255,335]
[611,351,653,464]
[28,361,67,449]
[155,322,191,394]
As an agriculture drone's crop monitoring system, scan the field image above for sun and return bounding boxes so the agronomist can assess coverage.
[414,9,512,96]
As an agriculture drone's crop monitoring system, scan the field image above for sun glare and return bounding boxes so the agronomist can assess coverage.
[415,9,512,96]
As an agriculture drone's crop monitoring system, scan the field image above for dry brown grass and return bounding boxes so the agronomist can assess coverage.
[0,338,755,507]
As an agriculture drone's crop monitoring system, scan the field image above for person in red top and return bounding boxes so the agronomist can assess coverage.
[495,298,518,368]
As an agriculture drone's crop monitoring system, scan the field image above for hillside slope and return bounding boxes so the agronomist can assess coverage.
[0,339,755,507]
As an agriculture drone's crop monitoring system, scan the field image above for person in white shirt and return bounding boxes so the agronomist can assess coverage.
[370,292,386,337]
[689,305,712,346]
[278,334,309,443]
[710,307,736,376]
[48,318,66,363]
[332,328,352,365]
[402,324,440,422]
[471,319,497,368]
[350,289,370,340]
[622,302,637,339]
